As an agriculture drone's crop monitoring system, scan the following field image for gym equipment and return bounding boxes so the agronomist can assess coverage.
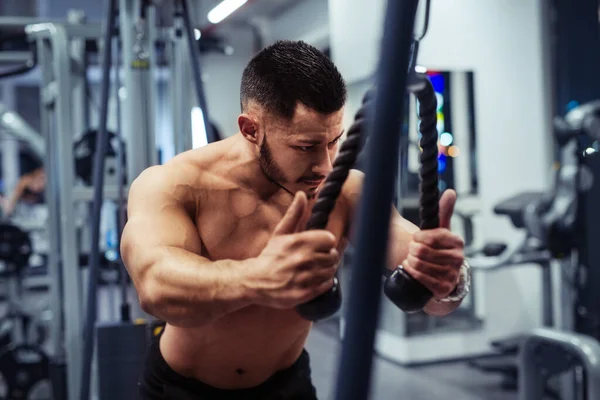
[18,4,219,396]
[0,224,50,399]
[465,192,554,391]
[295,89,371,320]
[0,103,45,160]
[465,101,600,395]
[297,0,439,321]
[0,223,32,273]
[80,0,120,397]
[519,328,600,400]
[81,0,220,398]
[523,101,600,258]
[334,0,423,398]
[73,129,126,186]
[0,344,50,399]
[0,35,36,79]
[96,322,148,400]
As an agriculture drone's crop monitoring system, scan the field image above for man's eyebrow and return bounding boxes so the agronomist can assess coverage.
[297,130,345,145]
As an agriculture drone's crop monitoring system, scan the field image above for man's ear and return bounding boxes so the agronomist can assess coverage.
[238,114,259,145]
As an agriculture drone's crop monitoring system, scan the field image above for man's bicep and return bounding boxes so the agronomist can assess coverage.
[342,169,416,232]
[341,169,365,241]
[342,169,418,265]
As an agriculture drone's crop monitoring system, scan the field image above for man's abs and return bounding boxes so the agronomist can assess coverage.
[159,305,313,389]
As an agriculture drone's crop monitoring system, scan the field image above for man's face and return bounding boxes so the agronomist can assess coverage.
[257,104,345,199]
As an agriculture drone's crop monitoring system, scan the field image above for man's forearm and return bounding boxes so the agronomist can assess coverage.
[139,247,258,328]
[4,183,24,216]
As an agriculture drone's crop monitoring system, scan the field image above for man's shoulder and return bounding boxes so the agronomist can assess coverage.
[134,162,196,188]
[131,144,236,202]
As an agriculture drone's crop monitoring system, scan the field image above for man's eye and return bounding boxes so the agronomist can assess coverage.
[297,145,314,151]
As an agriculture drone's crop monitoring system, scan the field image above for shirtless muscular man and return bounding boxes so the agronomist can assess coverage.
[122,40,466,400]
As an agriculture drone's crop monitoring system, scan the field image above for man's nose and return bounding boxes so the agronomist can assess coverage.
[312,149,333,176]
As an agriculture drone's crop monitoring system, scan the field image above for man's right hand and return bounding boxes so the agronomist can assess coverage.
[248,191,340,309]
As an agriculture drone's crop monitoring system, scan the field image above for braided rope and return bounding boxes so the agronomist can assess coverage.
[413,77,439,230]
[296,91,374,320]
[306,91,374,230]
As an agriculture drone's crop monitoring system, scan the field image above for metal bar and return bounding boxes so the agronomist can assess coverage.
[0,16,64,27]
[68,11,88,136]
[180,0,216,143]
[0,51,32,64]
[0,103,46,159]
[7,276,24,343]
[72,185,129,202]
[34,24,85,400]
[119,0,155,183]
[541,264,553,327]
[146,4,159,165]
[333,1,419,399]
[37,35,64,368]
[170,27,184,154]
[519,328,600,400]
[0,84,20,195]
[171,9,192,153]
[26,23,102,40]
[113,28,130,321]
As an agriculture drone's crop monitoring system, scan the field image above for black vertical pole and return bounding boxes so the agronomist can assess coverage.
[333,0,419,399]
[80,0,118,398]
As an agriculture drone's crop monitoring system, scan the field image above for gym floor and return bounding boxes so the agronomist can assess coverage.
[308,319,518,400]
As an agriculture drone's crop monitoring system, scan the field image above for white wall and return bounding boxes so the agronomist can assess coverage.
[329,0,555,360]
[328,0,385,83]
[417,1,553,345]
[185,28,256,143]
[267,0,330,49]
[200,52,251,136]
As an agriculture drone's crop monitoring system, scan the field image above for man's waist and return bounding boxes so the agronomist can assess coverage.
[158,324,310,390]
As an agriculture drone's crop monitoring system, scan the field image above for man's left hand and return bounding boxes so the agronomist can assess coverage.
[400,189,465,300]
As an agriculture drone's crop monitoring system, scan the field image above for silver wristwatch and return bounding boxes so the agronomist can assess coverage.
[434,260,471,303]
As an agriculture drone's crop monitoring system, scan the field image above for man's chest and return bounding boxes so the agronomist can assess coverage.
[196,191,348,261]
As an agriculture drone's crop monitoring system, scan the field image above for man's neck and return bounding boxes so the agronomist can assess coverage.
[232,134,293,202]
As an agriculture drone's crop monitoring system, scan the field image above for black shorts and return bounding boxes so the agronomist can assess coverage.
[137,335,318,400]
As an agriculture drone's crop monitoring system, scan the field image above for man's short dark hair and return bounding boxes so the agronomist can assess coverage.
[240,40,347,119]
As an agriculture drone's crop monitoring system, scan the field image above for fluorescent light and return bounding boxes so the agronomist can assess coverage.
[1,112,16,125]
[194,28,202,40]
[207,0,248,24]
[191,107,208,148]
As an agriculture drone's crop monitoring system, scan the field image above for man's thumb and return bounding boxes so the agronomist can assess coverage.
[272,191,307,235]
[439,189,457,229]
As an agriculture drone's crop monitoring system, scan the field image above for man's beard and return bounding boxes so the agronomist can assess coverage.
[259,136,318,199]
[259,135,287,185]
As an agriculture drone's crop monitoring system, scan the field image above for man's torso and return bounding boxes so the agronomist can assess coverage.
[159,137,350,389]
